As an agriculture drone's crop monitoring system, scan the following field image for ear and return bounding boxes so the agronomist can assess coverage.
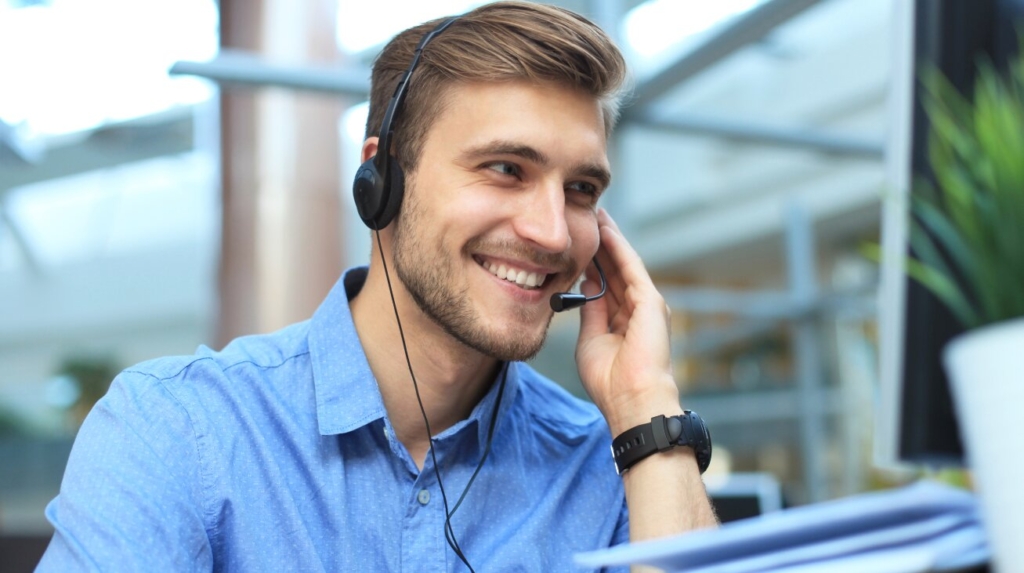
[361,137,380,164]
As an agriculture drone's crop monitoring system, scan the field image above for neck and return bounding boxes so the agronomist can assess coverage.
[350,244,501,468]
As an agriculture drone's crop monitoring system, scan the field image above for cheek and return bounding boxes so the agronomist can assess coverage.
[452,186,522,231]
[570,214,601,256]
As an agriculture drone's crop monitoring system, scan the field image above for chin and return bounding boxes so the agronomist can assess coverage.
[480,333,548,362]
[464,310,552,362]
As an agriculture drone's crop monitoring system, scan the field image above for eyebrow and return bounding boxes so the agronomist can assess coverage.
[458,139,612,190]
[459,140,550,165]
[573,162,612,191]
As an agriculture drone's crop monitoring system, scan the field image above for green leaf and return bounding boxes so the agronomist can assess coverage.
[909,49,1024,327]
[859,242,882,264]
[908,210,967,296]
[973,66,1024,193]
[905,257,980,328]
[910,195,977,283]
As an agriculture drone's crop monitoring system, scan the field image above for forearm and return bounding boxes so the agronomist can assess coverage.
[613,400,717,573]
[606,392,718,542]
[595,371,716,534]
[621,445,719,541]
[593,371,718,542]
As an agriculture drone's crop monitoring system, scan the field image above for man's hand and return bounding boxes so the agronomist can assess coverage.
[576,208,682,436]
[575,208,718,549]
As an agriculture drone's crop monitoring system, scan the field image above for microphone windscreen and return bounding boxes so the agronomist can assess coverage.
[550,293,587,312]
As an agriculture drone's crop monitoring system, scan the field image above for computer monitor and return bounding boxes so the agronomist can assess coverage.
[877,0,1024,467]
[705,473,783,523]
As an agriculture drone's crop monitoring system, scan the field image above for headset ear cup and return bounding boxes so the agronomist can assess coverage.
[375,159,406,229]
[353,159,385,229]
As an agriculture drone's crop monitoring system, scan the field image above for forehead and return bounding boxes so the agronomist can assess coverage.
[421,80,609,165]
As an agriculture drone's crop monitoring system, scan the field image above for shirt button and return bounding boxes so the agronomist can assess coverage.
[417,489,430,506]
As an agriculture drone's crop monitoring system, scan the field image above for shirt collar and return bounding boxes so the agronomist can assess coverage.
[309,267,387,435]
[453,360,521,455]
[309,266,521,444]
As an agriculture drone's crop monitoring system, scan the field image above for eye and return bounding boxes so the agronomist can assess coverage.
[484,161,520,177]
[567,181,600,201]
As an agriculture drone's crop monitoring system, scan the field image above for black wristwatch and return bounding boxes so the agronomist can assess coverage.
[611,411,712,475]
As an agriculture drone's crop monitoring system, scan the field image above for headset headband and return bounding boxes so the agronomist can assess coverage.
[374,17,458,177]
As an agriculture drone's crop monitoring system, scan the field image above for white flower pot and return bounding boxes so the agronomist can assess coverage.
[944,317,1024,572]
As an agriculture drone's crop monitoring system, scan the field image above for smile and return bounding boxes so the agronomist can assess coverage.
[478,259,548,290]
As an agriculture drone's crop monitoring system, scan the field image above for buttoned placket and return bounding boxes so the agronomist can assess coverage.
[378,374,503,572]
[380,418,452,572]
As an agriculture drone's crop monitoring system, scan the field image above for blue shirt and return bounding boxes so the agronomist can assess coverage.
[39,267,629,572]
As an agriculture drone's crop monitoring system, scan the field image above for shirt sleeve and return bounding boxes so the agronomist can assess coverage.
[611,495,629,546]
[601,496,631,573]
[37,370,214,572]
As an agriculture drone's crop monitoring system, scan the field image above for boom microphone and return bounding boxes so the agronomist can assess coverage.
[550,258,607,312]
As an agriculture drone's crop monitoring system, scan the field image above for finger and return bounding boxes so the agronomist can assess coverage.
[592,245,623,315]
[578,270,610,341]
[597,207,621,232]
[594,266,631,342]
[593,230,626,311]
[589,251,633,336]
[598,226,645,311]
[597,213,669,335]
[597,211,658,298]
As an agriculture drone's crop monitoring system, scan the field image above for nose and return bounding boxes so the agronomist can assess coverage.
[511,178,571,254]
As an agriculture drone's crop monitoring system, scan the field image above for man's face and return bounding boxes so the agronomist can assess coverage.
[391,80,609,361]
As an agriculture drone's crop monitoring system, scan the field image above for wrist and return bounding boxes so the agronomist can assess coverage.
[600,376,682,437]
[611,411,713,475]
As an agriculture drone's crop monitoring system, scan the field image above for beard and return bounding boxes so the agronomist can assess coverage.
[391,190,576,362]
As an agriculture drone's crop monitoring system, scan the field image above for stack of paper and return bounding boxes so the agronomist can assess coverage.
[575,481,988,573]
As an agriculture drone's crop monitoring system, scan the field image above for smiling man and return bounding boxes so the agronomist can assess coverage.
[38,2,717,572]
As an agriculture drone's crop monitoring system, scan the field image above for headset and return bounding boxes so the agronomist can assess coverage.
[353,17,457,231]
[351,15,607,572]
[351,17,607,312]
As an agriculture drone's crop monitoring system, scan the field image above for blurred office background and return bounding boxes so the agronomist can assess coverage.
[1,0,901,542]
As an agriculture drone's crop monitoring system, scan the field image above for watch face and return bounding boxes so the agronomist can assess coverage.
[686,410,712,474]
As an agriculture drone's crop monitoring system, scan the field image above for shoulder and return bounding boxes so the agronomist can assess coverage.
[114,320,313,400]
[80,319,320,501]
[97,320,317,453]
[130,320,311,381]
[503,364,625,520]
[513,363,609,442]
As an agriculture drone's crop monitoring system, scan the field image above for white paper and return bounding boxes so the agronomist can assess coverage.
[575,481,988,572]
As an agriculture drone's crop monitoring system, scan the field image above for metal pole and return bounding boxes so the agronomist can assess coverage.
[786,202,828,502]
[624,0,822,115]
[629,112,885,160]
[170,50,370,97]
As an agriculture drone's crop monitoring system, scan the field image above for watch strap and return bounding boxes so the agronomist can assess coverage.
[611,411,711,475]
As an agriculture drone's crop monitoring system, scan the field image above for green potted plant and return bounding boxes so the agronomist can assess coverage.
[911,52,1024,571]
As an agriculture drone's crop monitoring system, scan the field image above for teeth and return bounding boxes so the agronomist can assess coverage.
[481,260,547,289]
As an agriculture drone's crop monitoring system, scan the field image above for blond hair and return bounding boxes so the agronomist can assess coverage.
[365,1,627,172]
